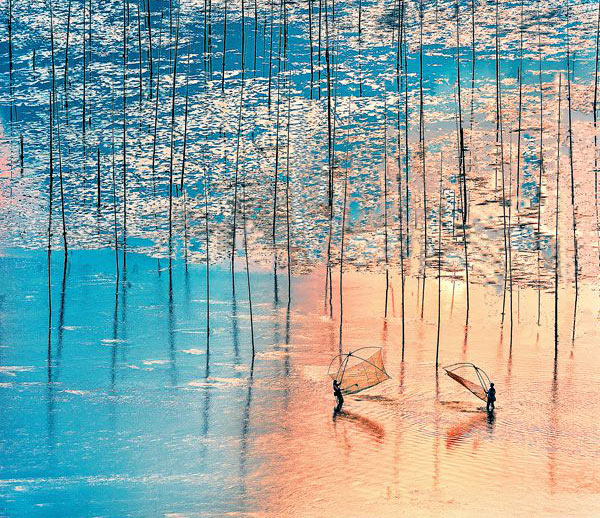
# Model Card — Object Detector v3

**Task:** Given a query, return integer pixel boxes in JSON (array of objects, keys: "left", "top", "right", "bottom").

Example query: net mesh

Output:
[
  {"left": 446, "top": 370, "right": 487, "bottom": 401},
  {"left": 331, "top": 349, "right": 390, "bottom": 395}
]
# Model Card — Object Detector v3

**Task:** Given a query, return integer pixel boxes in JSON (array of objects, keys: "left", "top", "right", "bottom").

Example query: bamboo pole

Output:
[
  {"left": 339, "top": 100, "right": 351, "bottom": 349},
  {"left": 146, "top": 0, "right": 153, "bottom": 98},
  {"left": 167, "top": 8, "right": 181, "bottom": 274},
  {"left": 554, "top": 74, "right": 562, "bottom": 357},
  {"left": 50, "top": 1, "right": 68, "bottom": 256},
  {"left": 308, "top": 0, "right": 314, "bottom": 98},
  {"left": 231, "top": 0, "right": 247, "bottom": 295},
  {"left": 137, "top": 0, "right": 143, "bottom": 110},
  {"left": 395, "top": 0, "right": 407, "bottom": 356},
  {"left": 268, "top": 0, "right": 275, "bottom": 108},
  {"left": 324, "top": 0, "right": 334, "bottom": 316},
  {"left": 496, "top": 0, "right": 509, "bottom": 329},
  {"left": 536, "top": 0, "right": 544, "bottom": 326},
  {"left": 357, "top": 0, "right": 362, "bottom": 96},
  {"left": 83, "top": 0, "right": 87, "bottom": 138},
  {"left": 180, "top": 44, "right": 191, "bottom": 192},
  {"left": 436, "top": 153, "right": 442, "bottom": 367},
  {"left": 254, "top": 0, "right": 258, "bottom": 77},
  {"left": 242, "top": 182, "right": 255, "bottom": 361},
  {"left": 383, "top": 85, "right": 389, "bottom": 318},
  {"left": 204, "top": 165, "right": 211, "bottom": 352},
  {"left": 455, "top": 0, "right": 470, "bottom": 323},
  {"left": 419, "top": 0, "right": 427, "bottom": 319},
  {"left": 122, "top": 0, "right": 128, "bottom": 269},
  {"left": 284, "top": 0, "right": 291, "bottom": 305},
  {"left": 222, "top": 0, "right": 228, "bottom": 92},
  {"left": 565, "top": 0, "right": 579, "bottom": 344},
  {"left": 272, "top": 0, "right": 284, "bottom": 295},
  {"left": 402, "top": 0, "right": 409, "bottom": 258},
  {"left": 515, "top": 0, "right": 524, "bottom": 209},
  {"left": 111, "top": 85, "right": 120, "bottom": 280},
  {"left": 594, "top": 0, "right": 600, "bottom": 267},
  {"left": 48, "top": 91, "right": 54, "bottom": 255},
  {"left": 64, "top": 0, "right": 72, "bottom": 124}
]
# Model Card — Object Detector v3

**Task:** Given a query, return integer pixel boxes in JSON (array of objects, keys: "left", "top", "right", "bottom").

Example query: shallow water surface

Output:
[{"left": 0, "top": 251, "right": 598, "bottom": 516}]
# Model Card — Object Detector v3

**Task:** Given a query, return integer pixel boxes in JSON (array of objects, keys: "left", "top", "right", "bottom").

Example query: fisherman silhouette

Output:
[
  {"left": 486, "top": 382, "right": 496, "bottom": 412},
  {"left": 333, "top": 379, "right": 344, "bottom": 412}
]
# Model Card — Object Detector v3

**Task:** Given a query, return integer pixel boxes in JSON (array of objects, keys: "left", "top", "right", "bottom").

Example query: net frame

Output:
[
  {"left": 442, "top": 362, "right": 491, "bottom": 402},
  {"left": 328, "top": 347, "right": 391, "bottom": 395}
]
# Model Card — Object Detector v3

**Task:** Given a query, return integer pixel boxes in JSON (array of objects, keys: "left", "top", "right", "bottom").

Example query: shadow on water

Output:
[
  {"left": 332, "top": 409, "right": 385, "bottom": 443},
  {"left": 272, "top": 273, "right": 281, "bottom": 355},
  {"left": 120, "top": 263, "right": 128, "bottom": 362},
  {"left": 108, "top": 276, "right": 119, "bottom": 433},
  {"left": 110, "top": 278, "right": 119, "bottom": 392},
  {"left": 548, "top": 358, "right": 559, "bottom": 494},
  {"left": 273, "top": 263, "right": 279, "bottom": 308},
  {"left": 281, "top": 306, "right": 292, "bottom": 412},
  {"left": 354, "top": 394, "right": 397, "bottom": 405},
  {"left": 232, "top": 291, "right": 240, "bottom": 366},
  {"left": 434, "top": 372, "right": 440, "bottom": 493},
  {"left": 445, "top": 413, "right": 491, "bottom": 450},
  {"left": 168, "top": 281, "right": 177, "bottom": 388},
  {"left": 487, "top": 410, "right": 496, "bottom": 432},
  {"left": 239, "top": 361, "right": 255, "bottom": 500},
  {"left": 57, "top": 256, "right": 68, "bottom": 369},
  {"left": 201, "top": 323, "right": 212, "bottom": 439},
  {"left": 46, "top": 254, "right": 69, "bottom": 450}
]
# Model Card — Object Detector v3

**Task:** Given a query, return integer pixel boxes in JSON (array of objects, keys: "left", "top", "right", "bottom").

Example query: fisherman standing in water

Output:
[
  {"left": 486, "top": 382, "right": 496, "bottom": 412},
  {"left": 333, "top": 380, "right": 344, "bottom": 412}
]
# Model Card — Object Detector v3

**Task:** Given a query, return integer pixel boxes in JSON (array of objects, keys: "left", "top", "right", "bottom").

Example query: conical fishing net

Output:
[
  {"left": 329, "top": 348, "right": 391, "bottom": 395},
  {"left": 443, "top": 363, "right": 491, "bottom": 402}
]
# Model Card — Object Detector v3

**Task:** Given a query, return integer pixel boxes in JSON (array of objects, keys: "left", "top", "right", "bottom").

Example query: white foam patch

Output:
[
  {"left": 180, "top": 349, "right": 206, "bottom": 355},
  {"left": 186, "top": 381, "right": 211, "bottom": 388},
  {"left": 0, "top": 366, "right": 34, "bottom": 377},
  {"left": 186, "top": 377, "right": 245, "bottom": 388},
  {"left": 126, "top": 365, "right": 152, "bottom": 371}
]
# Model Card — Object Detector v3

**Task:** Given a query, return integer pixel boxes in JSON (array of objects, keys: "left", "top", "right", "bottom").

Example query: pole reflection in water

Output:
[
  {"left": 239, "top": 361, "right": 255, "bottom": 502},
  {"left": 120, "top": 262, "right": 128, "bottom": 366},
  {"left": 281, "top": 306, "right": 292, "bottom": 412},
  {"left": 433, "top": 372, "right": 440, "bottom": 495},
  {"left": 110, "top": 276, "right": 119, "bottom": 413},
  {"left": 57, "top": 256, "right": 68, "bottom": 369},
  {"left": 548, "top": 359, "right": 559, "bottom": 494},
  {"left": 45, "top": 246, "right": 53, "bottom": 443},
  {"left": 201, "top": 344, "right": 211, "bottom": 439},
  {"left": 46, "top": 260, "right": 54, "bottom": 451},
  {"left": 168, "top": 280, "right": 177, "bottom": 388}
]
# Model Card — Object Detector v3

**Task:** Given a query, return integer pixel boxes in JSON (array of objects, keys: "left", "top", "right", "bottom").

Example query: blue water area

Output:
[{"left": 0, "top": 249, "right": 291, "bottom": 517}]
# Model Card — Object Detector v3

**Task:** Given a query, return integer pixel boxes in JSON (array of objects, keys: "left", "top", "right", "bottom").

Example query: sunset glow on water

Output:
[{"left": 1, "top": 0, "right": 599, "bottom": 515}]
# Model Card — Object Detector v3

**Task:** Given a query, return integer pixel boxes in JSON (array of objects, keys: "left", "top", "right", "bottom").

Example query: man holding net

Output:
[
  {"left": 486, "top": 382, "right": 496, "bottom": 412},
  {"left": 333, "top": 380, "right": 344, "bottom": 412}
]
